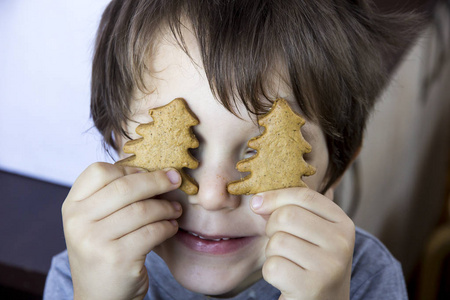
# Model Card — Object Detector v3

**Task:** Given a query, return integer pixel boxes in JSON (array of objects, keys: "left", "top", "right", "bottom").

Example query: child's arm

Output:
[
  {"left": 251, "top": 188, "right": 355, "bottom": 300},
  {"left": 62, "top": 162, "right": 182, "bottom": 300}
]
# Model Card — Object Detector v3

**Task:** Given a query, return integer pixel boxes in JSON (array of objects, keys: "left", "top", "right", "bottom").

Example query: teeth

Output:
[{"left": 188, "top": 231, "right": 230, "bottom": 241}]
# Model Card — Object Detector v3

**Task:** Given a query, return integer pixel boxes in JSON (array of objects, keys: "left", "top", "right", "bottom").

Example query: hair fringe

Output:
[{"left": 91, "top": 0, "right": 427, "bottom": 189}]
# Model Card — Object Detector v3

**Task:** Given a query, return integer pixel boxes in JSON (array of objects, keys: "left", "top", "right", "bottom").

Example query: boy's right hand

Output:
[{"left": 62, "top": 162, "right": 182, "bottom": 300}]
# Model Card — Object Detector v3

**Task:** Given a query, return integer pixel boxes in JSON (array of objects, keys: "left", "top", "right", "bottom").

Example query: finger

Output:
[
  {"left": 263, "top": 255, "right": 306, "bottom": 298},
  {"left": 265, "top": 231, "right": 322, "bottom": 271},
  {"left": 251, "top": 187, "right": 345, "bottom": 222},
  {"left": 100, "top": 199, "right": 182, "bottom": 240},
  {"left": 265, "top": 205, "right": 335, "bottom": 247},
  {"left": 84, "top": 169, "right": 181, "bottom": 221},
  {"left": 116, "top": 219, "right": 179, "bottom": 257},
  {"left": 68, "top": 162, "right": 144, "bottom": 201}
]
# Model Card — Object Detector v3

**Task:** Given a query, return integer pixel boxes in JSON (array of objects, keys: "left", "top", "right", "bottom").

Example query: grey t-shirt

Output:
[{"left": 44, "top": 227, "right": 408, "bottom": 299}]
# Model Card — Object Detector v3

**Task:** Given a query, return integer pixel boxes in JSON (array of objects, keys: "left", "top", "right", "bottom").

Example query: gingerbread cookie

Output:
[
  {"left": 116, "top": 98, "right": 199, "bottom": 195},
  {"left": 227, "top": 98, "right": 316, "bottom": 195}
]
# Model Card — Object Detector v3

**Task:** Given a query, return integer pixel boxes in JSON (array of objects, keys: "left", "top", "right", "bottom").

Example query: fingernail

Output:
[
  {"left": 252, "top": 195, "right": 263, "bottom": 210},
  {"left": 171, "top": 201, "right": 182, "bottom": 211},
  {"left": 166, "top": 169, "right": 180, "bottom": 185},
  {"left": 170, "top": 219, "right": 178, "bottom": 227}
]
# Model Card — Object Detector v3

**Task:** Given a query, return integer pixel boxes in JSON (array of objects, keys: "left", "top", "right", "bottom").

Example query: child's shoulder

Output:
[
  {"left": 43, "top": 250, "right": 73, "bottom": 299},
  {"left": 351, "top": 227, "right": 408, "bottom": 299},
  {"left": 354, "top": 226, "right": 397, "bottom": 263}
]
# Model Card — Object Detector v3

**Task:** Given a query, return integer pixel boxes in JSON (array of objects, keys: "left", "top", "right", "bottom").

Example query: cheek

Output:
[{"left": 303, "top": 137, "right": 329, "bottom": 191}]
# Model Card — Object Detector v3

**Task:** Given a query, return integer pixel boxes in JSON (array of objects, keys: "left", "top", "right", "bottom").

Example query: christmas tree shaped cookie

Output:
[
  {"left": 227, "top": 98, "right": 316, "bottom": 195},
  {"left": 116, "top": 98, "right": 199, "bottom": 195}
]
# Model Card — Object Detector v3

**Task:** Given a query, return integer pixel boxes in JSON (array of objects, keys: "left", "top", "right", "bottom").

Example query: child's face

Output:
[{"left": 120, "top": 29, "right": 330, "bottom": 296}]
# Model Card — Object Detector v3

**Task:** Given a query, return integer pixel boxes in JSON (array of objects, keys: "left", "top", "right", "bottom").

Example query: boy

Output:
[{"left": 45, "top": 0, "right": 420, "bottom": 299}]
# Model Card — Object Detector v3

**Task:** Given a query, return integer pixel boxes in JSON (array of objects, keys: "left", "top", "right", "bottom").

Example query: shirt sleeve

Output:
[
  {"left": 350, "top": 259, "right": 408, "bottom": 300},
  {"left": 350, "top": 228, "right": 408, "bottom": 300},
  {"left": 43, "top": 250, "right": 74, "bottom": 300}
]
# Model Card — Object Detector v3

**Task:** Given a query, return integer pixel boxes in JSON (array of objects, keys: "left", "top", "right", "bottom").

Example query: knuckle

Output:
[
  {"left": 298, "top": 188, "right": 319, "bottom": 206},
  {"left": 140, "top": 222, "right": 165, "bottom": 241},
  {"left": 142, "top": 223, "right": 159, "bottom": 239},
  {"left": 62, "top": 218, "right": 78, "bottom": 240},
  {"left": 141, "top": 170, "right": 170, "bottom": 193},
  {"left": 63, "top": 219, "right": 92, "bottom": 247},
  {"left": 152, "top": 170, "right": 171, "bottom": 187},
  {"left": 61, "top": 199, "right": 71, "bottom": 218},
  {"left": 62, "top": 208, "right": 84, "bottom": 236},
  {"left": 87, "top": 162, "right": 114, "bottom": 177},
  {"left": 335, "top": 234, "right": 355, "bottom": 260},
  {"left": 147, "top": 169, "right": 162, "bottom": 181},
  {"left": 111, "top": 177, "right": 132, "bottom": 196},
  {"left": 78, "top": 233, "right": 96, "bottom": 251},
  {"left": 273, "top": 206, "right": 295, "bottom": 225},
  {"left": 129, "top": 201, "right": 148, "bottom": 217},
  {"left": 345, "top": 218, "right": 356, "bottom": 237},
  {"left": 69, "top": 230, "right": 103, "bottom": 261},
  {"left": 262, "top": 256, "right": 282, "bottom": 283},
  {"left": 164, "top": 200, "right": 180, "bottom": 215},
  {"left": 139, "top": 221, "right": 176, "bottom": 244},
  {"left": 62, "top": 212, "right": 78, "bottom": 232},
  {"left": 102, "top": 246, "right": 126, "bottom": 265},
  {"left": 336, "top": 219, "right": 356, "bottom": 253},
  {"left": 266, "top": 232, "right": 288, "bottom": 255}
]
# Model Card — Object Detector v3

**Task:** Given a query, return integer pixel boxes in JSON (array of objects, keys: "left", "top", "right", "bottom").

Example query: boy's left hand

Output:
[{"left": 251, "top": 188, "right": 355, "bottom": 300}]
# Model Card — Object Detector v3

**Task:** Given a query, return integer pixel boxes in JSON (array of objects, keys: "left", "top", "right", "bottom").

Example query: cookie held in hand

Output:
[
  {"left": 227, "top": 98, "right": 316, "bottom": 195},
  {"left": 116, "top": 98, "right": 199, "bottom": 195}
]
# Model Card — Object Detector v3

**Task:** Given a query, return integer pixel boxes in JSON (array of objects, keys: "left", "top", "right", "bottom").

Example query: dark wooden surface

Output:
[{"left": 0, "top": 170, "right": 69, "bottom": 297}]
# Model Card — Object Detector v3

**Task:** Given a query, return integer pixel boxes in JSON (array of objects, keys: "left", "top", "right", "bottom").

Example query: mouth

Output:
[
  {"left": 183, "top": 229, "right": 233, "bottom": 241},
  {"left": 175, "top": 228, "right": 256, "bottom": 255}
]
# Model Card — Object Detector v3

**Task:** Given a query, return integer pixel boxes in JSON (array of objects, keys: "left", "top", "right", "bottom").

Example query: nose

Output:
[{"left": 188, "top": 158, "right": 242, "bottom": 211}]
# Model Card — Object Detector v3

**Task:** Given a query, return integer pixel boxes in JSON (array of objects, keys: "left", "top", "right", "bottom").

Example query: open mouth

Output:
[
  {"left": 180, "top": 228, "right": 237, "bottom": 241},
  {"left": 176, "top": 228, "right": 254, "bottom": 255}
]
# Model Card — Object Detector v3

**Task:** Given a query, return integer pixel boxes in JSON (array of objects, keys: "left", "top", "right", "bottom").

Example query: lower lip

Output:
[{"left": 175, "top": 230, "right": 256, "bottom": 255}]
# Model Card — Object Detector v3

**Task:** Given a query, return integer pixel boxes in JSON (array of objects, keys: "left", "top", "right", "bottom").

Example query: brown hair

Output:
[{"left": 91, "top": 0, "right": 423, "bottom": 192}]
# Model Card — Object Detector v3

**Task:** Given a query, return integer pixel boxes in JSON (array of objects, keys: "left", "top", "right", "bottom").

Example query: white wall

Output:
[{"left": 0, "top": 0, "right": 113, "bottom": 186}]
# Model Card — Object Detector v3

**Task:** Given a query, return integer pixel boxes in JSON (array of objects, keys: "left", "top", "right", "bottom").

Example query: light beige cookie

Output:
[
  {"left": 227, "top": 98, "right": 316, "bottom": 195},
  {"left": 116, "top": 98, "right": 199, "bottom": 195}
]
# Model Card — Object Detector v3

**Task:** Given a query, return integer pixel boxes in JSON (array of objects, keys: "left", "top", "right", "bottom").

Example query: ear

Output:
[{"left": 323, "top": 144, "right": 362, "bottom": 201}]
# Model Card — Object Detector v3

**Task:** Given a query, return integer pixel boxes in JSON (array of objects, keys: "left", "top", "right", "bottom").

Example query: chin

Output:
[
  {"left": 154, "top": 237, "right": 266, "bottom": 296},
  {"left": 170, "top": 262, "right": 263, "bottom": 297},
  {"left": 174, "top": 272, "right": 246, "bottom": 296}
]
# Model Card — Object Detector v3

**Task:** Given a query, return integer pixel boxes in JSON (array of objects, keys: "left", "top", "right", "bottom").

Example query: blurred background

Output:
[
  {"left": 0, "top": 1, "right": 113, "bottom": 299},
  {"left": 0, "top": 0, "right": 449, "bottom": 299}
]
